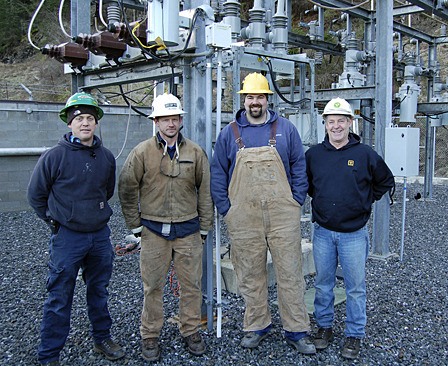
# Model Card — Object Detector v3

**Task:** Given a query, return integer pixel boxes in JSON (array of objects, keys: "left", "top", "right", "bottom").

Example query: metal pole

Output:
[
  {"left": 372, "top": 0, "right": 393, "bottom": 258},
  {"left": 215, "top": 49, "right": 223, "bottom": 338},
  {"left": 183, "top": 0, "right": 213, "bottom": 331},
  {"left": 205, "top": 54, "right": 214, "bottom": 332},
  {"left": 400, "top": 177, "right": 407, "bottom": 261},
  {"left": 424, "top": 44, "right": 436, "bottom": 199},
  {"left": 70, "top": 0, "right": 90, "bottom": 93}
]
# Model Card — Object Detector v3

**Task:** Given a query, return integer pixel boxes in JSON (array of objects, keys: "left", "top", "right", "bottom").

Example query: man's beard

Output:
[{"left": 249, "top": 105, "right": 263, "bottom": 118}]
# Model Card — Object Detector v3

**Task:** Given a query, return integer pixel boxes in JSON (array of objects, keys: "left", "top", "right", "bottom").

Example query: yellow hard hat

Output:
[
  {"left": 323, "top": 98, "right": 354, "bottom": 118},
  {"left": 237, "top": 73, "right": 274, "bottom": 94}
]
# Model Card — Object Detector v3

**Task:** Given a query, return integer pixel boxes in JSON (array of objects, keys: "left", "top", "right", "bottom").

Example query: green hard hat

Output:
[{"left": 59, "top": 92, "right": 104, "bottom": 123}]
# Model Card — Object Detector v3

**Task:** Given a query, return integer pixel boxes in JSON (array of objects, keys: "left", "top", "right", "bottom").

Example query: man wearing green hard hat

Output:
[{"left": 28, "top": 92, "right": 125, "bottom": 365}]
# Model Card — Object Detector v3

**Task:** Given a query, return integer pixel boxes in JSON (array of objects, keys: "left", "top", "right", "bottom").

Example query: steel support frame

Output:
[
  {"left": 371, "top": 1, "right": 393, "bottom": 259},
  {"left": 70, "top": 1, "right": 91, "bottom": 93}
]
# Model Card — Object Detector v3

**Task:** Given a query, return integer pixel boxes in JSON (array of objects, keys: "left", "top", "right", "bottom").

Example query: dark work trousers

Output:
[{"left": 38, "top": 225, "right": 114, "bottom": 364}]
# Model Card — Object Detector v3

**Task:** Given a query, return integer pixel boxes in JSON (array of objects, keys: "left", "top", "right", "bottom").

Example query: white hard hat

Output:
[
  {"left": 323, "top": 97, "right": 354, "bottom": 118},
  {"left": 149, "top": 93, "right": 186, "bottom": 119}
]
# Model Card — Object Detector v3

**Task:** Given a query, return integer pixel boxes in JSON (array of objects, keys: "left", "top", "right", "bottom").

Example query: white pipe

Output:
[
  {"left": 400, "top": 177, "right": 407, "bottom": 261},
  {"left": 215, "top": 49, "right": 223, "bottom": 338},
  {"left": 205, "top": 55, "right": 214, "bottom": 331},
  {"left": 0, "top": 147, "right": 50, "bottom": 156}
]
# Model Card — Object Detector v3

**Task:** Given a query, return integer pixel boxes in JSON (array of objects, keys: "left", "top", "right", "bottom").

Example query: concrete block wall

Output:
[{"left": 0, "top": 101, "right": 152, "bottom": 212}]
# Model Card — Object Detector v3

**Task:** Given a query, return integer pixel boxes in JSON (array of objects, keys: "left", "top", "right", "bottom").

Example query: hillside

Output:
[{"left": 0, "top": 49, "right": 71, "bottom": 102}]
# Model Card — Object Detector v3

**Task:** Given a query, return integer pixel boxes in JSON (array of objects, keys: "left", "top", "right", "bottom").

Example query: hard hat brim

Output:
[
  {"left": 59, "top": 106, "right": 104, "bottom": 123},
  {"left": 149, "top": 110, "right": 186, "bottom": 119},
  {"left": 237, "top": 90, "right": 274, "bottom": 94}
]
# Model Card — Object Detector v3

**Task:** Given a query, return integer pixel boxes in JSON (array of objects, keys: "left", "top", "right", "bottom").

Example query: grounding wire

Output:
[
  {"left": 58, "top": 0, "right": 71, "bottom": 38},
  {"left": 28, "top": 0, "right": 46, "bottom": 50}
]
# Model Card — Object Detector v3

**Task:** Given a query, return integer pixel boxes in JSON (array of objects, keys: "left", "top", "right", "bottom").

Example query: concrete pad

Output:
[
  {"left": 303, "top": 287, "right": 347, "bottom": 315},
  {"left": 214, "top": 239, "right": 316, "bottom": 295}
]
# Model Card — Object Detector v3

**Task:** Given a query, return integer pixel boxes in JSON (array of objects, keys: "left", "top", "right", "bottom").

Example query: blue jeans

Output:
[
  {"left": 38, "top": 225, "right": 114, "bottom": 363},
  {"left": 312, "top": 223, "right": 369, "bottom": 338}
]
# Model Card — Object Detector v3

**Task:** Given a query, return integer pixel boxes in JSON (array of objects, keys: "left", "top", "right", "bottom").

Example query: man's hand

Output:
[
  {"left": 132, "top": 226, "right": 143, "bottom": 238},
  {"left": 200, "top": 230, "right": 208, "bottom": 243},
  {"left": 46, "top": 219, "right": 60, "bottom": 235}
]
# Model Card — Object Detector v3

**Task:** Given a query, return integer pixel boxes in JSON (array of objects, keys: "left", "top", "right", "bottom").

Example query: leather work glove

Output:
[
  {"left": 46, "top": 219, "right": 60, "bottom": 235},
  {"left": 132, "top": 226, "right": 143, "bottom": 238}
]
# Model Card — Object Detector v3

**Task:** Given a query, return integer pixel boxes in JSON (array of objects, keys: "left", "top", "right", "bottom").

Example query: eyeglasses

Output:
[{"left": 160, "top": 153, "right": 180, "bottom": 177}]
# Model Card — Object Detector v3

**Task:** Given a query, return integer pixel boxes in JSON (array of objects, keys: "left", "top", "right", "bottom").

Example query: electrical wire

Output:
[
  {"left": 114, "top": 0, "right": 202, "bottom": 94},
  {"left": 392, "top": 85, "right": 410, "bottom": 110},
  {"left": 360, "top": 112, "right": 375, "bottom": 124},
  {"left": 28, "top": 0, "right": 46, "bottom": 50},
  {"left": 94, "top": 14, "right": 102, "bottom": 33},
  {"left": 264, "top": 57, "right": 311, "bottom": 107},
  {"left": 115, "top": 103, "right": 132, "bottom": 160},
  {"left": 307, "top": 0, "right": 371, "bottom": 11},
  {"left": 119, "top": 84, "right": 150, "bottom": 118},
  {"left": 58, "top": 0, "right": 71, "bottom": 38},
  {"left": 98, "top": 0, "right": 108, "bottom": 28},
  {"left": 118, "top": 0, "right": 201, "bottom": 63}
]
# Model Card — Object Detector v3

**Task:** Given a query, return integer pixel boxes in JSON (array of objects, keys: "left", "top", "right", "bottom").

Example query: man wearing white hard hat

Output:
[
  {"left": 118, "top": 93, "right": 213, "bottom": 362},
  {"left": 305, "top": 97, "right": 395, "bottom": 359}
]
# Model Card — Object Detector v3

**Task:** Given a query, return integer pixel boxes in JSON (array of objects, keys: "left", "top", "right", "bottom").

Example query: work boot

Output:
[
  {"left": 93, "top": 338, "right": 125, "bottom": 360},
  {"left": 142, "top": 338, "right": 161, "bottom": 362},
  {"left": 341, "top": 337, "right": 361, "bottom": 359},
  {"left": 285, "top": 335, "right": 317, "bottom": 354},
  {"left": 240, "top": 331, "right": 270, "bottom": 349},
  {"left": 313, "top": 327, "right": 334, "bottom": 350},
  {"left": 183, "top": 332, "right": 206, "bottom": 356}
]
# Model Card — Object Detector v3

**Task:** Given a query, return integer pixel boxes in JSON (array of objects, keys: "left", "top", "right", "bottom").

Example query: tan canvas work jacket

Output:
[{"left": 118, "top": 134, "right": 213, "bottom": 232}]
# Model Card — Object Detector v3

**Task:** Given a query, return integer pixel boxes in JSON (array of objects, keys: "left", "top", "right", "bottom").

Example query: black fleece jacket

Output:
[
  {"left": 27, "top": 133, "right": 116, "bottom": 232},
  {"left": 305, "top": 133, "right": 395, "bottom": 233}
]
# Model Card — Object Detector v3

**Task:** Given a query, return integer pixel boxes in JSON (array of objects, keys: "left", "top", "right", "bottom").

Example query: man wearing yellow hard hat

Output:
[{"left": 211, "top": 73, "right": 315, "bottom": 354}]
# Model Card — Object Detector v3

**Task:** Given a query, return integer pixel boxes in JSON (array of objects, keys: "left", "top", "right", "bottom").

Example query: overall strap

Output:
[
  {"left": 230, "top": 118, "right": 278, "bottom": 149},
  {"left": 230, "top": 121, "right": 245, "bottom": 150},
  {"left": 268, "top": 119, "right": 278, "bottom": 147}
]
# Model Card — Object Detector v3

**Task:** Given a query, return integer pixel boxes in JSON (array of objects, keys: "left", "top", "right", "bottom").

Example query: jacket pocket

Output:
[{"left": 68, "top": 199, "right": 112, "bottom": 227}]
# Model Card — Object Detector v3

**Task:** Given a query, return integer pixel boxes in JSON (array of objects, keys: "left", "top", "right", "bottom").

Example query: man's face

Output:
[
  {"left": 155, "top": 114, "right": 182, "bottom": 140},
  {"left": 244, "top": 94, "right": 268, "bottom": 119},
  {"left": 325, "top": 114, "right": 352, "bottom": 146},
  {"left": 68, "top": 114, "right": 97, "bottom": 146}
]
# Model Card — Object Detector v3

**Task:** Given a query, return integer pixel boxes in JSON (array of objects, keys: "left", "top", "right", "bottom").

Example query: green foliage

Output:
[{"left": 0, "top": 0, "right": 61, "bottom": 55}]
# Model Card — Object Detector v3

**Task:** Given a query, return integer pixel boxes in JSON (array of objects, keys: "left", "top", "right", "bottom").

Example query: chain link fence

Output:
[{"left": 414, "top": 119, "right": 448, "bottom": 178}]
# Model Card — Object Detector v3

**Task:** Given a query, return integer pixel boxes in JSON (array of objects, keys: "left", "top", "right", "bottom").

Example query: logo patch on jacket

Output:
[{"left": 348, "top": 160, "right": 354, "bottom": 167}]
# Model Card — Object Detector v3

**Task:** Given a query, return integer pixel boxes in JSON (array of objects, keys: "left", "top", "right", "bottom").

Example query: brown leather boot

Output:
[
  {"left": 142, "top": 337, "right": 160, "bottom": 362},
  {"left": 183, "top": 332, "right": 206, "bottom": 356}
]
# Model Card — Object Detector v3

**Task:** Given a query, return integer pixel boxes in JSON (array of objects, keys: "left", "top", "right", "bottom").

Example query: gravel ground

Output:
[{"left": 1, "top": 182, "right": 447, "bottom": 366}]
